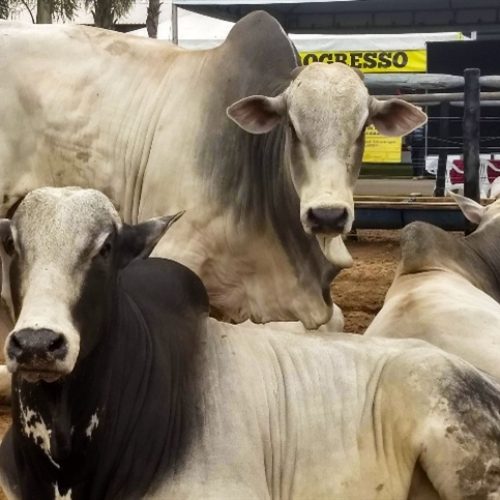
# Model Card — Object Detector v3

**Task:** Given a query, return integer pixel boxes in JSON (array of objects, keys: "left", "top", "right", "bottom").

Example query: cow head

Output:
[
  {"left": 227, "top": 62, "right": 427, "bottom": 240},
  {"left": 0, "top": 187, "right": 181, "bottom": 383}
]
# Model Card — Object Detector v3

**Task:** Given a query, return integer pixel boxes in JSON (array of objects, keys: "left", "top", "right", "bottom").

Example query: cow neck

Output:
[
  {"left": 464, "top": 224, "right": 500, "bottom": 302},
  {"left": 11, "top": 278, "right": 199, "bottom": 499},
  {"left": 243, "top": 121, "right": 336, "bottom": 295}
]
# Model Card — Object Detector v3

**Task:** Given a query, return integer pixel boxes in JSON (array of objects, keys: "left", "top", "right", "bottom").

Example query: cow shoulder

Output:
[
  {"left": 118, "top": 258, "right": 209, "bottom": 363},
  {"left": 119, "top": 258, "right": 209, "bottom": 329}
]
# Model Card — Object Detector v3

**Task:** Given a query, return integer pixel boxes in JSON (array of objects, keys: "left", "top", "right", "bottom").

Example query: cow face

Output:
[
  {"left": 227, "top": 62, "right": 427, "bottom": 239},
  {"left": 0, "top": 187, "right": 181, "bottom": 383}
]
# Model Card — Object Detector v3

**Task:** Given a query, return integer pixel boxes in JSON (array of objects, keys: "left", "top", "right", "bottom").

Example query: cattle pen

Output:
[{"left": 354, "top": 68, "right": 500, "bottom": 233}]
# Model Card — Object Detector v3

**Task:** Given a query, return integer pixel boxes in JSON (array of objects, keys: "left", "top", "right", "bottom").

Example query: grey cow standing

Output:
[{"left": 0, "top": 12, "right": 426, "bottom": 333}]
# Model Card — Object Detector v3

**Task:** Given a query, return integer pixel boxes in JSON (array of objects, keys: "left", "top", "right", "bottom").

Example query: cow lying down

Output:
[
  {"left": 1, "top": 187, "right": 500, "bottom": 500},
  {"left": 366, "top": 193, "right": 500, "bottom": 381}
]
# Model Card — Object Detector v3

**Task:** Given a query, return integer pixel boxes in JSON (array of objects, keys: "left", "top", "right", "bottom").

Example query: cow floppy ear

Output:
[
  {"left": 118, "top": 212, "right": 184, "bottom": 268},
  {"left": 450, "top": 192, "right": 485, "bottom": 224},
  {"left": 227, "top": 95, "right": 286, "bottom": 134},
  {"left": 369, "top": 97, "right": 427, "bottom": 137}
]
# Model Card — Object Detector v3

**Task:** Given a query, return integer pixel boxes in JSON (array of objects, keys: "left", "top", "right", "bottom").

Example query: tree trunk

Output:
[
  {"left": 36, "top": 0, "right": 52, "bottom": 23},
  {"left": 93, "top": 0, "right": 115, "bottom": 30},
  {"left": 146, "top": 0, "right": 161, "bottom": 38}
]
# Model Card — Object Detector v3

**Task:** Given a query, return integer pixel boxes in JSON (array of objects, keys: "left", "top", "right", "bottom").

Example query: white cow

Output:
[
  {"left": 1, "top": 187, "right": 500, "bottom": 500},
  {"left": 366, "top": 193, "right": 500, "bottom": 380},
  {"left": 0, "top": 12, "right": 426, "bottom": 332}
]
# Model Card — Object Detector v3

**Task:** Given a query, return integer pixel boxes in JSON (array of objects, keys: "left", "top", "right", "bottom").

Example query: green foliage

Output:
[
  {"left": 0, "top": 0, "right": 136, "bottom": 32},
  {"left": 0, "top": 0, "right": 134, "bottom": 26},
  {"left": 0, "top": 0, "right": 80, "bottom": 22},
  {"left": 0, "top": 0, "right": 10, "bottom": 19},
  {"left": 53, "top": 0, "right": 80, "bottom": 21},
  {"left": 84, "top": 0, "right": 134, "bottom": 28}
]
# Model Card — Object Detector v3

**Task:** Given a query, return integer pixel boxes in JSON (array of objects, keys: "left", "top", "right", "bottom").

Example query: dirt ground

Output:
[
  {"left": 333, "top": 229, "right": 401, "bottom": 333},
  {"left": 0, "top": 230, "right": 401, "bottom": 498}
]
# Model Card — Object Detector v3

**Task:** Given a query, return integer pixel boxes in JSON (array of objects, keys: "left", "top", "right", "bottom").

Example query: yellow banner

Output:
[
  {"left": 300, "top": 49, "right": 426, "bottom": 73},
  {"left": 362, "top": 125, "right": 402, "bottom": 163}
]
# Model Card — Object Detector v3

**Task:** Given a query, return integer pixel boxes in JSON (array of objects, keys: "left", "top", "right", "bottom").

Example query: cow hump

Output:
[
  {"left": 222, "top": 11, "right": 299, "bottom": 84},
  {"left": 400, "top": 222, "right": 458, "bottom": 274}
]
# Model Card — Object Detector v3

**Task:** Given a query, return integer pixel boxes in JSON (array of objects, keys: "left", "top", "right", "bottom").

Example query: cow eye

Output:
[
  {"left": 98, "top": 241, "right": 112, "bottom": 259},
  {"left": 3, "top": 235, "right": 15, "bottom": 256}
]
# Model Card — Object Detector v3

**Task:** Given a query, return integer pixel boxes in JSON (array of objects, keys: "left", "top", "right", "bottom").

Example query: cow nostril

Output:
[
  {"left": 307, "top": 207, "right": 348, "bottom": 233},
  {"left": 48, "top": 334, "right": 66, "bottom": 354},
  {"left": 8, "top": 333, "right": 23, "bottom": 359},
  {"left": 7, "top": 328, "right": 68, "bottom": 364}
]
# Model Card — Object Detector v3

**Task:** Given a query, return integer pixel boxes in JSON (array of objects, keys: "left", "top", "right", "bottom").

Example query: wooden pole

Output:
[
  {"left": 434, "top": 101, "right": 449, "bottom": 197},
  {"left": 463, "top": 68, "right": 481, "bottom": 233}
]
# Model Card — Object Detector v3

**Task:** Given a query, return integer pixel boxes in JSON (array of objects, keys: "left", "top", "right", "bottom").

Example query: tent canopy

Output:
[
  {"left": 173, "top": 0, "right": 500, "bottom": 34},
  {"left": 130, "top": 8, "right": 463, "bottom": 50}
]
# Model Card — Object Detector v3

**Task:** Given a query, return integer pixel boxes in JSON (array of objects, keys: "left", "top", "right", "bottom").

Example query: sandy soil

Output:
[
  {"left": 0, "top": 230, "right": 401, "bottom": 498},
  {"left": 333, "top": 229, "right": 401, "bottom": 333}
]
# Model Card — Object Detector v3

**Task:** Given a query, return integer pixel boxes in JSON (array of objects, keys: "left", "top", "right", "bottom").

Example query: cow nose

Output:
[
  {"left": 7, "top": 328, "right": 68, "bottom": 365},
  {"left": 307, "top": 207, "right": 348, "bottom": 234}
]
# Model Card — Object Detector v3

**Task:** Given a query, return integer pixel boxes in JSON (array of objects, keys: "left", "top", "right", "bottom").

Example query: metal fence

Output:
[
  {"left": 354, "top": 69, "right": 500, "bottom": 232},
  {"left": 369, "top": 69, "right": 500, "bottom": 200}
]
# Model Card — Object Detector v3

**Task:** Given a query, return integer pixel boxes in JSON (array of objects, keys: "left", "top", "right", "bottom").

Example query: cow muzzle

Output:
[
  {"left": 6, "top": 328, "right": 69, "bottom": 383},
  {"left": 302, "top": 204, "right": 353, "bottom": 236}
]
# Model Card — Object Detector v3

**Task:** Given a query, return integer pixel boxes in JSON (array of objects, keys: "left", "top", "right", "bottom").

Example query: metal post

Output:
[
  {"left": 463, "top": 68, "right": 481, "bottom": 233},
  {"left": 171, "top": 2, "right": 178, "bottom": 45},
  {"left": 434, "top": 101, "right": 449, "bottom": 197}
]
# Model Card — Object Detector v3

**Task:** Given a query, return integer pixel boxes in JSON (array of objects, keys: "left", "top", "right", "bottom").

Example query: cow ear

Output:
[
  {"left": 369, "top": 97, "right": 427, "bottom": 137},
  {"left": 227, "top": 95, "right": 286, "bottom": 134},
  {"left": 450, "top": 192, "right": 485, "bottom": 224},
  {"left": 118, "top": 212, "right": 184, "bottom": 268}
]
